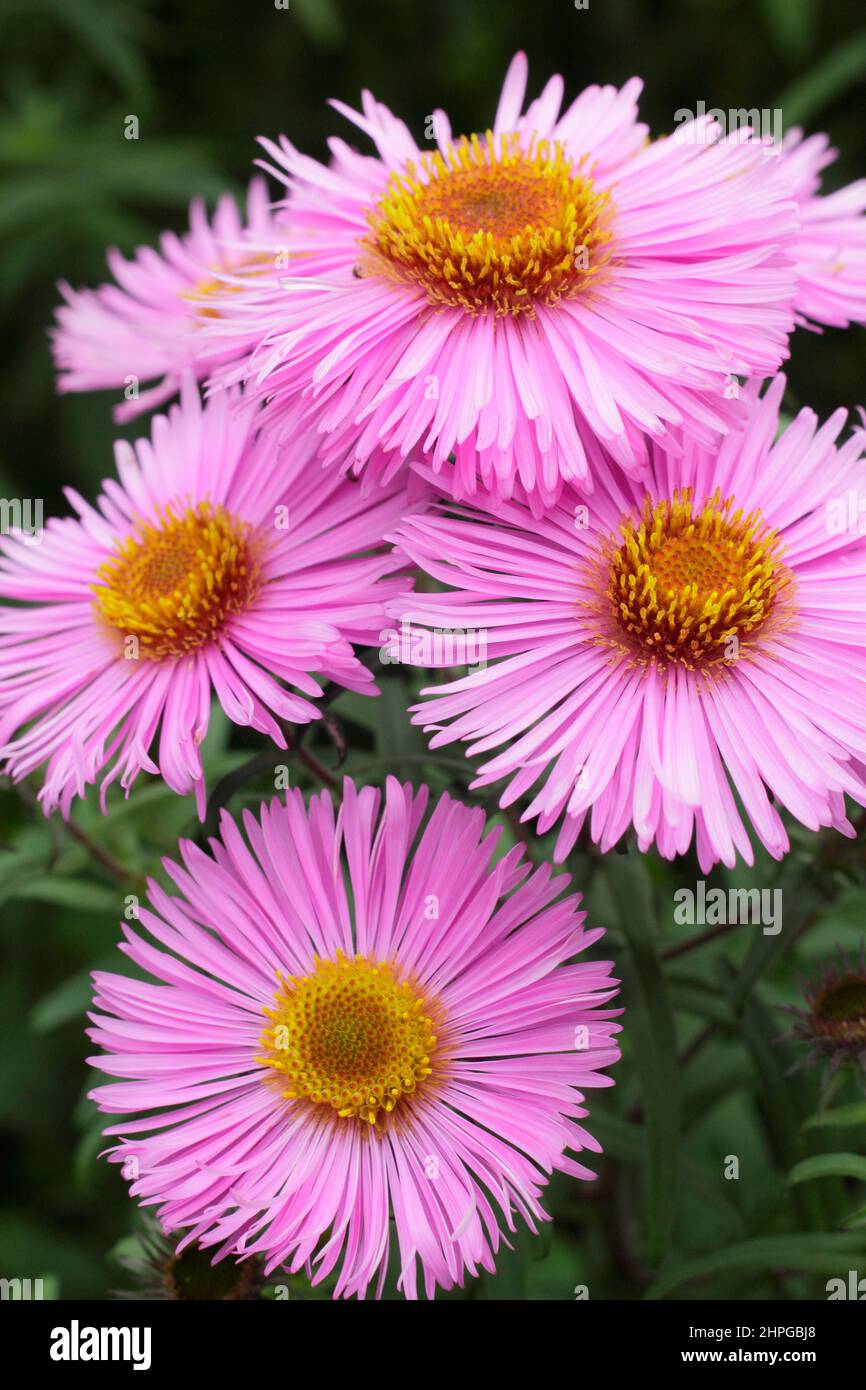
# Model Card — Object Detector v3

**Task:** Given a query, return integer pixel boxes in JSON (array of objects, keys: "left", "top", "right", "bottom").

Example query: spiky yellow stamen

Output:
[
  {"left": 259, "top": 951, "right": 439, "bottom": 1125},
  {"left": 93, "top": 501, "right": 260, "bottom": 660},
  {"left": 364, "top": 130, "right": 613, "bottom": 317},
  {"left": 604, "top": 489, "right": 789, "bottom": 668}
]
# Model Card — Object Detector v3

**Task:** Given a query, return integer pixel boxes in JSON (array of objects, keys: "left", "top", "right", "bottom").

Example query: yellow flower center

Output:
[
  {"left": 259, "top": 951, "right": 439, "bottom": 1125},
  {"left": 364, "top": 130, "right": 613, "bottom": 317},
  {"left": 605, "top": 490, "right": 788, "bottom": 667},
  {"left": 93, "top": 501, "right": 260, "bottom": 660},
  {"left": 184, "top": 252, "right": 278, "bottom": 319}
]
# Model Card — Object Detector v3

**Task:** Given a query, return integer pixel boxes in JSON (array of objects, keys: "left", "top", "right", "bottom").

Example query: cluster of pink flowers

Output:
[{"left": 7, "top": 54, "right": 866, "bottom": 1297}]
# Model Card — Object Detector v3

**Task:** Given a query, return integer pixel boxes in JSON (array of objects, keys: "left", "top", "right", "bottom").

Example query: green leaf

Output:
[
  {"left": 330, "top": 688, "right": 382, "bottom": 736},
  {"left": 646, "top": 1232, "right": 866, "bottom": 1300},
  {"left": 736, "top": 992, "right": 834, "bottom": 1230},
  {"left": 779, "top": 31, "right": 866, "bottom": 125},
  {"left": 608, "top": 856, "right": 680, "bottom": 1266},
  {"left": 8, "top": 877, "right": 119, "bottom": 912},
  {"left": 35, "top": 0, "right": 150, "bottom": 97},
  {"left": 788, "top": 1154, "right": 866, "bottom": 1186},
  {"left": 729, "top": 867, "right": 820, "bottom": 1010},
  {"left": 30, "top": 970, "right": 93, "bottom": 1034},
  {"left": 805, "top": 1102, "right": 866, "bottom": 1130},
  {"left": 364, "top": 675, "right": 429, "bottom": 781},
  {"left": 668, "top": 975, "right": 735, "bottom": 1027},
  {"left": 590, "top": 1109, "right": 646, "bottom": 1164}
]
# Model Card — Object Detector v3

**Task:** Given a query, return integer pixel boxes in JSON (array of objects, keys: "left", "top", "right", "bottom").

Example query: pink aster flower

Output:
[
  {"left": 52, "top": 178, "right": 286, "bottom": 421},
  {"left": 779, "top": 127, "right": 866, "bottom": 329},
  {"left": 86, "top": 777, "right": 621, "bottom": 1300},
  {"left": 389, "top": 375, "right": 866, "bottom": 869},
  {"left": 202, "top": 52, "right": 805, "bottom": 511},
  {"left": 0, "top": 380, "right": 419, "bottom": 817}
]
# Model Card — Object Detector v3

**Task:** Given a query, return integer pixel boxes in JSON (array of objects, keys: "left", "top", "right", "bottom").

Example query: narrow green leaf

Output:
[
  {"left": 668, "top": 975, "right": 735, "bottom": 1027},
  {"left": 646, "top": 1232, "right": 866, "bottom": 1300},
  {"left": 788, "top": 1154, "right": 866, "bottom": 1186},
  {"left": 609, "top": 856, "right": 680, "bottom": 1266},
  {"left": 736, "top": 993, "right": 833, "bottom": 1230},
  {"left": 367, "top": 675, "right": 428, "bottom": 780},
  {"left": 779, "top": 31, "right": 866, "bottom": 125},
  {"left": 9, "top": 877, "right": 119, "bottom": 912},
  {"left": 39, "top": 0, "right": 150, "bottom": 96},
  {"left": 30, "top": 970, "right": 93, "bottom": 1034},
  {"left": 730, "top": 869, "right": 819, "bottom": 1010},
  {"left": 805, "top": 1102, "right": 866, "bottom": 1130},
  {"left": 590, "top": 1110, "right": 646, "bottom": 1164}
]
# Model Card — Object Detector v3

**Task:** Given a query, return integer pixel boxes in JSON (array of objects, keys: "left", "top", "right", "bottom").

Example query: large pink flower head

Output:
[
  {"left": 779, "top": 127, "right": 866, "bottom": 329},
  {"left": 200, "top": 53, "right": 814, "bottom": 512},
  {"left": 0, "top": 381, "right": 418, "bottom": 817},
  {"left": 389, "top": 376, "right": 866, "bottom": 869},
  {"left": 86, "top": 778, "right": 621, "bottom": 1300},
  {"left": 52, "top": 179, "right": 286, "bottom": 422}
]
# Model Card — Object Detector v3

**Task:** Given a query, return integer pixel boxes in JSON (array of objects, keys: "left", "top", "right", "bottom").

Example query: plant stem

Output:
[{"left": 660, "top": 921, "right": 733, "bottom": 962}]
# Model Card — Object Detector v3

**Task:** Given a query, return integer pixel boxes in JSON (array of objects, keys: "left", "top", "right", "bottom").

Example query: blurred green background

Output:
[{"left": 2, "top": 0, "right": 866, "bottom": 1300}]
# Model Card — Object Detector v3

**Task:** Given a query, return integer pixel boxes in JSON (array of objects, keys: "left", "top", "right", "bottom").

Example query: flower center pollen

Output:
[
  {"left": 94, "top": 501, "right": 260, "bottom": 660},
  {"left": 184, "top": 252, "right": 278, "bottom": 319},
  {"left": 259, "top": 951, "right": 439, "bottom": 1124},
  {"left": 365, "top": 130, "right": 613, "bottom": 317},
  {"left": 606, "top": 489, "right": 788, "bottom": 667}
]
